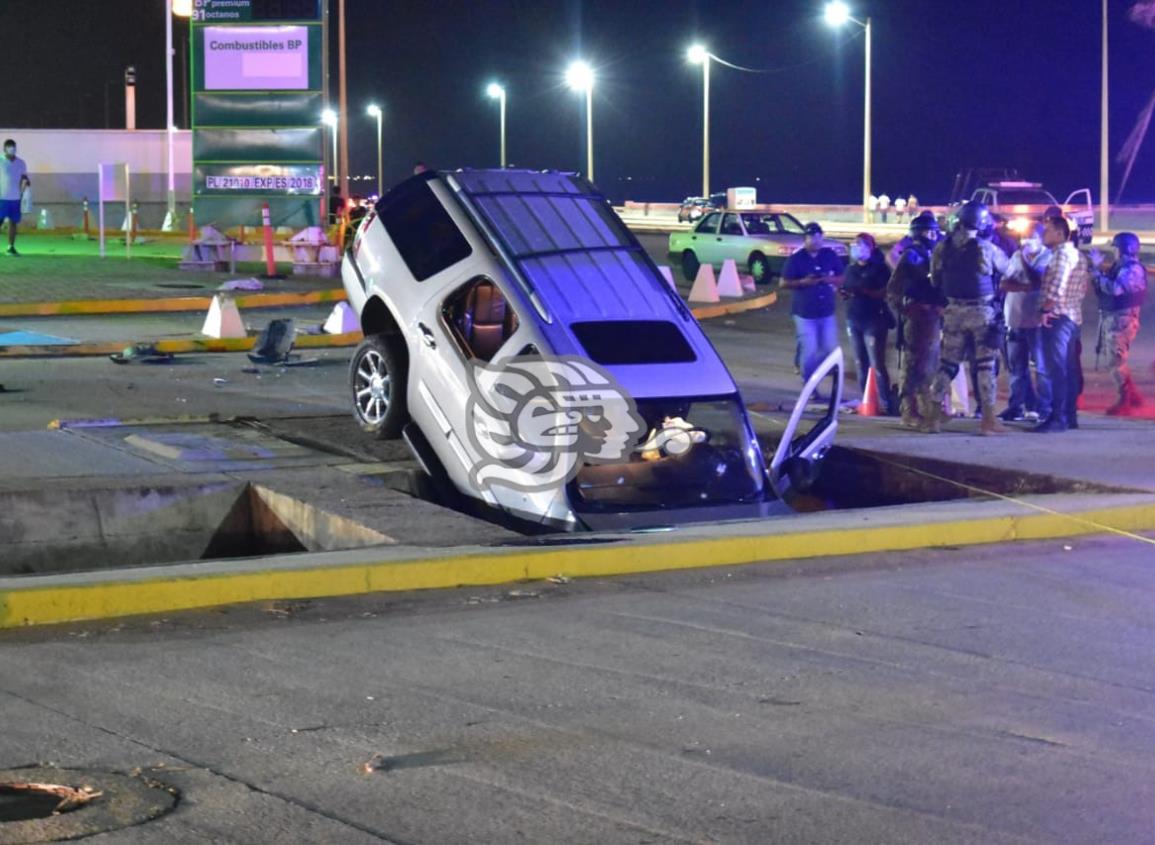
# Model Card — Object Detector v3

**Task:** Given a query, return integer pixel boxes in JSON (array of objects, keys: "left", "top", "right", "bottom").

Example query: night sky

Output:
[{"left": 6, "top": 0, "right": 1155, "bottom": 204}]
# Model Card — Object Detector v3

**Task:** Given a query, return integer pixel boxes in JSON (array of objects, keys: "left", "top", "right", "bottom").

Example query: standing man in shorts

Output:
[{"left": 0, "top": 139, "right": 31, "bottom": 256}]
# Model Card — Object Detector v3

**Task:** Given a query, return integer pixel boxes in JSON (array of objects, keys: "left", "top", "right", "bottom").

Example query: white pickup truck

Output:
[{"left": 958, "top": 181, "right": 1094, "bottom": 242}]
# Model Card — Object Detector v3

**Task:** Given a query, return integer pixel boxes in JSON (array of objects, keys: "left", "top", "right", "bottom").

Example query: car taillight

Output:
[{"left": 777, "top": 245, "right": 793, "bottom": 256}]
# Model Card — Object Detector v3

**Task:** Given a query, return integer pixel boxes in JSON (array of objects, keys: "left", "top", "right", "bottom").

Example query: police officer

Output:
[
  {"left": 887, "top": 213, "right": 944, "bottom": 427},
  {"left": 921, "top": 201, "right": 1010, "bottom": 434},
  {"left": 1090, "top": 232, "right": 1147, "bottom": 414}
]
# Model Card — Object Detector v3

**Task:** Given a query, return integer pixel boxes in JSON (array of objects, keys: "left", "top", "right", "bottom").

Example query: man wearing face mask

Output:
[
  {"left": 887, "top": 213, "right": 944, "bottom": 426},
  {"left": 0, "top": 140, "right": 30, "bottom": 256},
  {"left": 781, "top": 222, "right": 844, "bottom": 385},
  {"left": 921, "top": 201, "right": 1010, "bottom": 434},
  {"left": 1090, "top": 232, "right": 1147, "bottom": 414},
  {"left": 997, "top": 223, "right": 1052, "bottom": 423}
]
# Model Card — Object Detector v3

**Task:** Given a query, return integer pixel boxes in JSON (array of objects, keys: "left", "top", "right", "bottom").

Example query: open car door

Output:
[
  {"left": 1064, "top": 189, "right": 1095, "bottom": 243},
  {"left": 767, "top": 347, "right": 843, "bottom": 499}
]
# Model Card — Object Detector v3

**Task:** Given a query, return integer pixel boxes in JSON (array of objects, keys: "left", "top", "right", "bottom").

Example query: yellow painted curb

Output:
[
  {"left": 0, "top": 289, "right": 347, "bottom": 318},
  {"left": 0, "top": 331, "right": 364, "bottom": 358},
  {"left": 691, "top": 290, "right": 777, "bottom": 320},
  {"left": 2, "top": 499, "right": 1153, "bottom": 629}
]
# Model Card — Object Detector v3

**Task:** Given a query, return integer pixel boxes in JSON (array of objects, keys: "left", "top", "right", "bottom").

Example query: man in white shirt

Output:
[
  {"left": 0, "top": 139, "right": 31, "bottom": 256},
  {"left": 998, "top": 223, "right": 1051, "bottom": 422}
]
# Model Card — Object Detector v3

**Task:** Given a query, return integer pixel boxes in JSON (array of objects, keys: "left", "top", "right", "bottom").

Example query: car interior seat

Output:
[{"left": 463, "top": 281, "right": 513, "bottom": 361}]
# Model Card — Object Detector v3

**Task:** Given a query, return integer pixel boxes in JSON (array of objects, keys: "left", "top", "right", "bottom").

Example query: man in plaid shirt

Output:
[{"left": 1035, "top": 216, "right": 1089, "bottom": 432}]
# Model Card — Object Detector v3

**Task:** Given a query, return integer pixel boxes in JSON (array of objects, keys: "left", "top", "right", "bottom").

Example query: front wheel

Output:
[
  {"left": 681, "top": 249, "right": 701, "bottom": 282},
  {"left": 748, "top": 252, "right": 776, "bottom": 286},
  {"left": 350, "top": 334, "right": 408, "bottom": 439}
]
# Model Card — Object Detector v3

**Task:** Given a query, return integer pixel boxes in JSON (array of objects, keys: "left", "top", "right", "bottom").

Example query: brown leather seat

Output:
[{"left": 464, "top": 282, "right": 508, "bottom": 361}]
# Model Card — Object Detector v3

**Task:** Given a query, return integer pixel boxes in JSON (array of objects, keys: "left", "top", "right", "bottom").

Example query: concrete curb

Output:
[
  {"left": 2, "top": 495, "right": 1153, "bottom": 629},
  {"left": 0, "top": 331, "right": 365, "bottom": 358},
  {"left": 690, "top": 290, "right": 777, "bottom": 319},
  {"left": 0, "top": 288, "right": 347, "bottom": 318}
]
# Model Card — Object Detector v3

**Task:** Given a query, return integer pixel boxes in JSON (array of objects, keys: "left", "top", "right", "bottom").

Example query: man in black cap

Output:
[{"left": 782, "top": 222, "right": 844, "bottom": 384}]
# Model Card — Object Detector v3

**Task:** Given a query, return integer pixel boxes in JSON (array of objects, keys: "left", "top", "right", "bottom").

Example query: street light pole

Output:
[
  {"left": 1100, "top": 0, "right": 1109, "bottom": 232},
  {"left": 486, "top": 83, "right": 507, "bottom": 167},
  {"left": 338, "top": 0, "right": 349, "bottom": 204},
  {"left": 688, "top": 45, "right": 710, "bottom": 199},
  {"left": 863, "top": 16, "right": 872, "bottom": 225},
  {"left": 165, "top": 2, "right": 175, "bottom": 223},
  {"left": 824, "top": 2, "right": 871, "bottom": 223},
  {"left": 565, "top": 61, "right": 595, "bottom": 183},
  {"left": 367, "top": 105, "right": 383, "bottom": 196}
]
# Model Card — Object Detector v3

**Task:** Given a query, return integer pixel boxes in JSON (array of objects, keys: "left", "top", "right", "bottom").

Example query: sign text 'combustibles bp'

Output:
[{"left": 204, "top": 26, "right": 309, "bottom": 90}]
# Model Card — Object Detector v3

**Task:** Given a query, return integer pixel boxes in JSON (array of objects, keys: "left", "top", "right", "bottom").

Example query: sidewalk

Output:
[{"left": 0, "top": 234, "right": 342, "bottom": 312}]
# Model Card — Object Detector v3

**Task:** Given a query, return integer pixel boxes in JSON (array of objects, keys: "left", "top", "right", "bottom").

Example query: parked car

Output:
[
  {"left": 676, "top": 193, "right": 725, "bottom": 223},
  {"left": 669, "top": 210, "right": 849, "bottom": 285},
  {"left": 342, "top": 169, "right": 841, "bottom": 530}
]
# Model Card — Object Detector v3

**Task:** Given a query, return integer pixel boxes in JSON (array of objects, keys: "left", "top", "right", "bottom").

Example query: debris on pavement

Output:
[
  {"left": 547, "top": 574, "right": 572, "bottom": 584},
  {"left": 3, "top": 781, "right": 104, "bottom": 815},
  {"left": 218, "top": 277, "right": 264, "bottom": 292},
  {"left": 109, "top": 343, "right": 175, "bottom": 365},
  {"left": 505, "top": 589, "right": 540, "bottom": 599},
  {"left": 212, "top": 378, "right": 228, "bottom": 386}
]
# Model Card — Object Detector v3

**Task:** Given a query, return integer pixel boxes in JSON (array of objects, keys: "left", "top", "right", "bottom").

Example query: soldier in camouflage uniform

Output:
[
  {"left": 1091, "top": 232, "right": 1147, "bottom": 414},
  {"left": 886, "top": 213, "right": 944, "bottom": 426},
  {"left": 920, "top": 201, "right": 1009, "bottom": 434}
]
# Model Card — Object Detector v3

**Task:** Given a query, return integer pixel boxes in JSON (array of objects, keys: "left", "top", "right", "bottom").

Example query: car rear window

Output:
[
  {"left": 571, "top": 320, "right": 697, "bottom": 365},
  {"left": 376, "top": 178, "right": 472, "bottom": 281}
]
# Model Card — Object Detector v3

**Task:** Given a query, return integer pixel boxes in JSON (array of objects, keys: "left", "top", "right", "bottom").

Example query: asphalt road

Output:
[{"left": 2, "top": 535, "right": 1153, "bottom": 844}]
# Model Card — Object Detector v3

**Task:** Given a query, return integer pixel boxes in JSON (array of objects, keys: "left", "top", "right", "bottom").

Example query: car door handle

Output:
[{"left": 418, "top": 323, "right": 437, "bottom": 349}]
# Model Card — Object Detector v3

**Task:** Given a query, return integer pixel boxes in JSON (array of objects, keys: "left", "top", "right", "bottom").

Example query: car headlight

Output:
[{"left": 1007, "top": 216, "right": 1032, "bottom": 235}]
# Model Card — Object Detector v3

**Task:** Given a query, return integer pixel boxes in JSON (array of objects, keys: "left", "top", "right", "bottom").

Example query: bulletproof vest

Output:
[
  {"left": 901, "top": 243, "right": 938, "bottom": 304},
  {"left": 1099, "top": 259, "right": 1147, "bottom": 312},
  {"left": 940, "top": 237, "right": 994, "bottom": 300}
]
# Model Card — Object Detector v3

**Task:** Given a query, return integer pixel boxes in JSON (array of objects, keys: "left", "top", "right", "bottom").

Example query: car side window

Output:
[
  {"left": 441, "top": 278, "right": 520, "bottom": 363},
  {"left": 721, "top": 214, "right": 743, "bottom": 236},
  {"left": 696, "top": 212, "right": 721, "bottom": 234},
  {"left": 377, "top": 178, "right": 473, "bottom": 282}
]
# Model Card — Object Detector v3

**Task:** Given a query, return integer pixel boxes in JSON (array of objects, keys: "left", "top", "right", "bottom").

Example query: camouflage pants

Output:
[
  {"left": 928, "top": 302, "right": 1001, "bottom": 413},
  {"left": 1099, "top": 312, "right": 1140, "bottom": 388},
  {"left": 899, "top": 304, "right": 941, "bottom": 407}
]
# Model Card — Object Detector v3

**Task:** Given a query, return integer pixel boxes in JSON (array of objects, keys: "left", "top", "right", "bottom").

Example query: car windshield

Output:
[
  {"left": 995, "top": 190, "right": 1058, "bottom": 206},
  {"left": 569, "top": 396, "right": 764, "bottom": 511},
  {"left": 739, "top": 213, "right": 806, "bottom": 236}
]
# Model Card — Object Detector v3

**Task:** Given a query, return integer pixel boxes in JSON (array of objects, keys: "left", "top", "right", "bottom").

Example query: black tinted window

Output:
[
  {"left": 572, "top": 321, "right": 696, "bottom": 365},
  {"left": 377, "top": 178, "right": 472, "bottom": 281}
]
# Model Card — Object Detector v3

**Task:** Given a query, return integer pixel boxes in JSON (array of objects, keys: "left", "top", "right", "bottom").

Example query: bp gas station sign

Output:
[{"left": 191, "top": 0, "right": 324, "bottom": 228}]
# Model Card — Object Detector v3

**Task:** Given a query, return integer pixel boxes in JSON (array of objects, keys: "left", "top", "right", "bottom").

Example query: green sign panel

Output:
[
  {"left": 191, "top": 2, "right": 324, "bottom": 228},
  {"left": 192, "top": 0, "right": 322, "bottom": 23}
]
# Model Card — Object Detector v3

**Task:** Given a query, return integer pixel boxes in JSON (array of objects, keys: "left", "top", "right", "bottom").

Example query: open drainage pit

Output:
[
  {"left": 787, "top": 445, "right": 1125, "bottom": 512},
  {"left": 0, "top": 482, "right": 392, "bottom": 577},
  {"left": 0, "top": 768, "right": 176, "bottom": 845}
]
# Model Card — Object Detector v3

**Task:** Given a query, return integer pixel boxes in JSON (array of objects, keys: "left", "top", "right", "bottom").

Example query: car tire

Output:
[
  {"left": 748, "top": 252, "right": 775, "bottom": 286},
  {"left": 681, "top": 250, "right": 700, "bottom": 282},
  {"left": 350, "top": 334, "right": 408, "bottom": 440}
]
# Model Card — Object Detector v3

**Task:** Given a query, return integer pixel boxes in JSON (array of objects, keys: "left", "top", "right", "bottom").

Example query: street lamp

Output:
[
  {"left": 824, "top": 1, "right": 872, "bottom": 224},
  {"left": 366, "top": 104, "right": 383, "bottom": 196},
  {"left": 687, "top": 45, "right": 710, "bottom": 199},
  {"left": 321, "top": 109, "right": 338, "bottom": 191},
  {"left": 166, "top": 0, "right": 192, "bottom": 228},
  {"left": 486, "top": 82, "right": 507, "bottom": 168},
  {"left": 565, "top": 60, "right": 595, "bottom": 183}
]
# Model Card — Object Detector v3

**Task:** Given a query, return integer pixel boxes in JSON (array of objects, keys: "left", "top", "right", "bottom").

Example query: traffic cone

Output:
[
  {"left": 858, "top": 367, "right": 881, "bottom": 416},
  {"left": 322, "top": 302, "right": 359, "bottom": 335},
  {"left": 739, "top": 273, "right": 757, "bottom": 294},
  {"left": 656, "top": 264, "right": 677, "bottom": 291},
  {"left": 201, "top": 294, "right": 247, "bottom": 339},
  {"left": 717, "top": 259, "right": 743, "bottom": 298},
  {"left": 688, "top": 263, "right": 720, "bottom": 303}
]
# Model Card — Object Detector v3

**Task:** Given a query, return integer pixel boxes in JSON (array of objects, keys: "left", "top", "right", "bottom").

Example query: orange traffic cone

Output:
[{"left": 858, "top": 367, "right": 881, "bottom": 416}]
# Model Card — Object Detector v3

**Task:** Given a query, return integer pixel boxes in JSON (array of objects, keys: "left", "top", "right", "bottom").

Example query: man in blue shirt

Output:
[{"left": 782, "top": 222, "right": 844, "bottom": 383}]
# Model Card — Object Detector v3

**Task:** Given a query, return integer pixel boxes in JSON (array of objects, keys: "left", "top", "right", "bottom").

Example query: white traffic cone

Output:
[
  {"left": 717, "top": 259, "right": 743, "bottom": 298},
  {"left": 161, "top": 210, "right": 176, "bottom": 232},
  {"left": 322, "top": 302, "right": 359, "bottom": 335},
  {"left": 688, "top": 263, "right": 720, "bottom": 303},
  {"left": 657, "top": 265, "right": 678, "bottom": 291},
  {"left": 740, "top": 273, "right": 757, "bottom": 294},
  {"left": 37, "top": 208, "right": 55, "bottom": 230},
  {"left": 201, "top": 294, "right": 247, "bottom": 339},
  {"left": 946, "top": 368, "right": 971, "bottom": 417}
]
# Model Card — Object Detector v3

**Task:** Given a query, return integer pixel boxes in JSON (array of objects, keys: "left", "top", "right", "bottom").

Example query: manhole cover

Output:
[{"left": 0, "top": 768, "right": 176, "bottom": 844}]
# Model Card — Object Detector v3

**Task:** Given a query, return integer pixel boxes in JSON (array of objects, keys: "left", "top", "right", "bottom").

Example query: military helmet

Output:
[
  {"left": 958, "top": 200, "right": 992, "bottom": 233},
  {"left": 1112, "top": 232, "right": 1141, "bottom": 259},
  {"left": 910, "top": 211, "right": 940, "bottom": 238}
]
